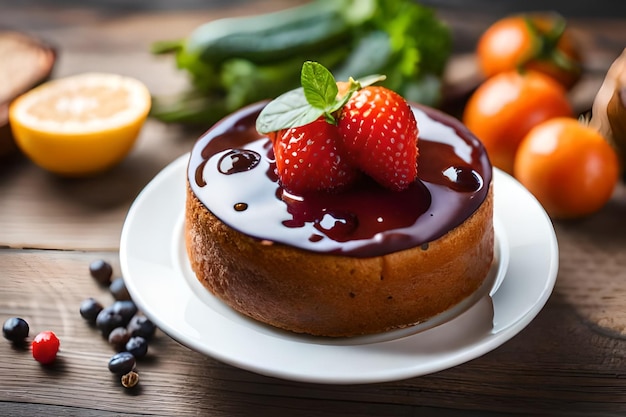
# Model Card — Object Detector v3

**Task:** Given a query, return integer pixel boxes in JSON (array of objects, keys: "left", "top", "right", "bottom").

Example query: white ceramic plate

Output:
[{"left": 120, "top": 154, "right": 558, "bottom": 384}]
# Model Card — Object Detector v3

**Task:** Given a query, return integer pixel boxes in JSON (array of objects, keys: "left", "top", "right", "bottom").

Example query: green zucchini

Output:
[{"left": 185, "top": 0, "right": 361, "bottom": 65}]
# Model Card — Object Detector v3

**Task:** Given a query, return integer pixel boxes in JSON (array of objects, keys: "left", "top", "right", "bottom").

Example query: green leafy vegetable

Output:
[{"left": 150, "top": 0, "right": 452, "bottom": 125}]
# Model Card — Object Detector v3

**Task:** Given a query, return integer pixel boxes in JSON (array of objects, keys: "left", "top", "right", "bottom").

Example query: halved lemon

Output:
[{"left": 9, "top": 72, "right": 151, "bottom": 176}]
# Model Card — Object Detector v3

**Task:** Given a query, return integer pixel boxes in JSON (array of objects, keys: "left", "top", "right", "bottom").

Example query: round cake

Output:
[{"left": 185, "top": 101, "right": 494, "bottom": 337}]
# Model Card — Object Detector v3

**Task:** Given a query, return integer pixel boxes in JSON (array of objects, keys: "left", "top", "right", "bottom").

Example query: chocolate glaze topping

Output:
[{"left": 188, "top": 101, "right": 492, "bottom": 258}]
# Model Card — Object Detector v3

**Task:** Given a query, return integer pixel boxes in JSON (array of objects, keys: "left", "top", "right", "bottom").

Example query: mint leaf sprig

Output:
[{"left": 256, "top": 61, "right": 384, "bottom": 134}]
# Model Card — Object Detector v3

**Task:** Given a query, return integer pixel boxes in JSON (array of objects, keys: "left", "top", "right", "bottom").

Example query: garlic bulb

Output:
[{"left": 588, "top": 48, "right": 626, "bottom": 168}]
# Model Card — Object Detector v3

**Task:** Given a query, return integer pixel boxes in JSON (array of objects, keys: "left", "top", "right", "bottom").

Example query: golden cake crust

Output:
[{"left": 185, "top": 182, "right": 494, "bottom": 337}]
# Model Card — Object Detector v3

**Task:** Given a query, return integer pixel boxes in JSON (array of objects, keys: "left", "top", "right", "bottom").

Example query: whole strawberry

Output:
[
  {"left": 272, "top": 118, "right": 359, "bottom": 194},
  {"left": 338, "top": 86, "right": 419, "bottom": 191}
]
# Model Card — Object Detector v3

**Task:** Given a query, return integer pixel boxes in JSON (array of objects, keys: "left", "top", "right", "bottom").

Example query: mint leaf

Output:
[
  {"left": 255, "top": 88, "right": 324, "bottom": 134},
  {"left": 255, "top": 61, "right": 386, "bottom": 134},
  {"left": 301, "top": 61, "right": 338, "bottom": 112}
]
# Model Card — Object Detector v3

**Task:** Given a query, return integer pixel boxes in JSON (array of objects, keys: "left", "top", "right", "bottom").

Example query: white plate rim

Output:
[{"left": 120, "top": 153, "right": 558, "bottom": 384}]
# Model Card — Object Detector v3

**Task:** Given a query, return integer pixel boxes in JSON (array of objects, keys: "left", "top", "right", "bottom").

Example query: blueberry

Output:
[
  {"left": 96, "top": 307, "right": 125, "bottom": 337},
  {"left": 109, "top": 277, "right": 130, "bottom": 301},
  {"left": 108, "top": 351, "right": 136, "bottom": 375},
  {"left": 127, "top": 315, "right": 156, "bottom": 340},
  {"left": 2, "top": 317, "right": 29, "bottom": 343},
  {"left": 79, "top": 298, "right": 104, "bottom": 324},
  {"left": 108, "top": 327, "right": 130, "bottom": 352},
  {"left": 89, "top": 259, "right": 113, "bottom": 285},
  {"left": 111, "top": 300, "right": 137, "bottom": 326},
  {"left": 125, "top": 336, "right": 148, "bottom": 359}
]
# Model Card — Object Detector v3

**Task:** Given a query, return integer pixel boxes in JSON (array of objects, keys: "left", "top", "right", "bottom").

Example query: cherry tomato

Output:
[
  {"left": 32, "top": 330, "right": 60, "bottom": 365},
  {"left": 463, "top": 70, "right": 573, "bottom": 174},
  {"left": 514, "top": 118, "right": 619, "bottom": 219},
  {"left": 477, "top": 14, "right": 582, "bottom": 89}
]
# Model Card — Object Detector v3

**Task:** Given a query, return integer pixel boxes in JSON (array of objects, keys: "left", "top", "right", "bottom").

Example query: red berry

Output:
[
  {"left": 32, "top": 330, "right": 60, "bottom": 365},
  {"left": 338, "top": 86, "right": 419, "bottom": 191},
  {"left": 272, "top": 117, "right": 359, "bottom": 194}
]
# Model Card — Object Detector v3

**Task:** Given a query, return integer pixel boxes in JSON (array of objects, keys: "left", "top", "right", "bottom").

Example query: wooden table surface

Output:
[{"left": 2, "top": 1, "right": 626, "bottom": 416}]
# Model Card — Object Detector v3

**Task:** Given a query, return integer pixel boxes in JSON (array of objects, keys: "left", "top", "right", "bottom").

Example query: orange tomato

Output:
[
  {"left": 462, "top": 70, "right": 573, "bottom": 174},
  {"left": 477, "top": 14, "right": 582, "bottom": 89},
  {"left": 514, "top": 118, "right": 619, "bottom": 219}
]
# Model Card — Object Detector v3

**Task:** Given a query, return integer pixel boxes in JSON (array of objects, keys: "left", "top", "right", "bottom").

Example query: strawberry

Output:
[
  {"left": 272, "top": 117, "right": 359, "bottom": 194},
  {"left": 256, "top": 61, "right": 419, "bottom": 193},
  {"left": 338, "top": 86, "right": 419, "bottom": 191}
]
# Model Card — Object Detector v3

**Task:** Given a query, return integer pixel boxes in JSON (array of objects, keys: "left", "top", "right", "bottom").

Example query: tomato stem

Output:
[{"left": 522, "top": 14, "right": 579, "bottom": 73}]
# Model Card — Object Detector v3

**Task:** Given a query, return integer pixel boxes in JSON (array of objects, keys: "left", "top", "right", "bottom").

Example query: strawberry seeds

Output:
[{"left": 257, "top": 62, "right": 419, "bottom": 195}]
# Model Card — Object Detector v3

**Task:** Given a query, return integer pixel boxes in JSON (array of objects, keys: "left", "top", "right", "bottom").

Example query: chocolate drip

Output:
[{"left": 188, "top": 102, "right": 492, "bottom": 257}]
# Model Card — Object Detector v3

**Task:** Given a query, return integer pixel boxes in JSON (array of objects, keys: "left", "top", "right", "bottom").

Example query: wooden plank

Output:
[
  {"left": 554, "top": 183, "right": 626, "bottom": 337},
  {"left": 2, "top": 249, "right": 626, "bottom": 416},
  {"left": 0, "top": 120, "right": 194, "bottom": 250}
]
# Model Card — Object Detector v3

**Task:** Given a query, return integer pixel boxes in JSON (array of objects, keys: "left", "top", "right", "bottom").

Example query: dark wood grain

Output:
[
  {"left": 2, "top": 249, "right": 626, "bottom": 416},
  {"left": 2, "top": 1, "right": 626, "bottom": 416}
]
